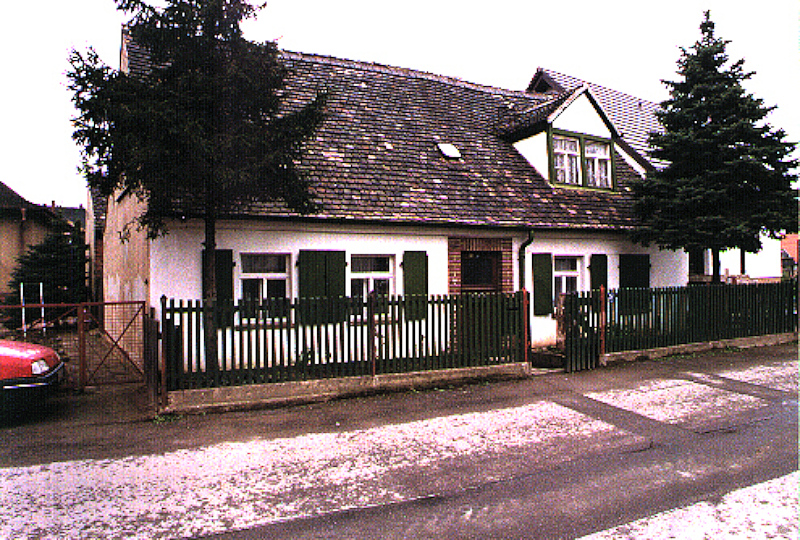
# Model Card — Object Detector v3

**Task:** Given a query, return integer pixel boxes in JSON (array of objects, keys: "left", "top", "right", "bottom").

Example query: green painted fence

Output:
[
  {"left": 162, "top": 292, "right": 529, "bottom": 390},
  {"left": 563, "top": 280, "right": 798, "bottom": 372}
]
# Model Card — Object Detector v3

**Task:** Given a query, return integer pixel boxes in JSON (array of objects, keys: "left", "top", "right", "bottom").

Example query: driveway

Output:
[{"left": 0, "top": 342, "right": 797, "bottom": 539}]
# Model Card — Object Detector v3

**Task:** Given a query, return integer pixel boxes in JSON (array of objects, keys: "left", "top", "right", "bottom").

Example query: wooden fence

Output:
[
  {"left": 162, "top": 292, "right": 529, "bottom": 390},
  {"left": 562, "top": 280, "right": 798, "bottom": 372}
]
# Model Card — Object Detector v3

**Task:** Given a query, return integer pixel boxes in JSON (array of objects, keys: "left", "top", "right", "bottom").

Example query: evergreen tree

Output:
[
  {"left": 631, "top": 11, "right": 797, "bottom": 282},
  {"left": 68, "top": 0, "right": 326, "bottom": 367},
  {"left": 5, "top": 224, "right": 88, "bottom": 329}
]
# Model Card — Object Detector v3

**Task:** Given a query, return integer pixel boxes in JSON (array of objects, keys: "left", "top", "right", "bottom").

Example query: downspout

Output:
[
  {"left": 518, "top": 230, "right": 535, "bottom": 290},
  {"left": 518, "top": 230, "right": 535, "bottom": 363}
]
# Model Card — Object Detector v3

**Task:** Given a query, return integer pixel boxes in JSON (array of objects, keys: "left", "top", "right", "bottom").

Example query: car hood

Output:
[{"left": 0, "top": 340, "right": 61, "bottom": 379}]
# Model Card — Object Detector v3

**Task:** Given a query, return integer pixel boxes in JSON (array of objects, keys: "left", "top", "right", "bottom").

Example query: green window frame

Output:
[{"left": 549, "top": 128, "right": 616, "bottom": 190}]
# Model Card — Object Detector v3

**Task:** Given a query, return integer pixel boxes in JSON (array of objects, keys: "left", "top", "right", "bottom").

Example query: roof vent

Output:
[{"left": 437, "top": 143, "right": 462, "bottom": 159}]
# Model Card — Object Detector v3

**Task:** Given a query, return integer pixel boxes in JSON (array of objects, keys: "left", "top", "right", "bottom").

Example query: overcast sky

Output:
[{"left": 1, "top": 0, "right": 797, "bottom": 208}]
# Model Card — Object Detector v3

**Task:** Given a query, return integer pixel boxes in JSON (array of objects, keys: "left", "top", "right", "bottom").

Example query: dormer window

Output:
[
  {"left": 553, "top": 136, "right": 580, "bottom": 185},
  {"left": 585, "top": 140, "right": 612, "bottom": 188},
  {"left": 550, "top": 130, "right": 615, "bottom": 190}
]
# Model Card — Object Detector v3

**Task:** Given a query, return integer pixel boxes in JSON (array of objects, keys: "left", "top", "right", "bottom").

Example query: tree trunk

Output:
[
  {"left": 711, "top": 248, "right": 721, "bottom": 284},
  {"left": 203, "top": 215, "right": 219, "bottom": 374}
]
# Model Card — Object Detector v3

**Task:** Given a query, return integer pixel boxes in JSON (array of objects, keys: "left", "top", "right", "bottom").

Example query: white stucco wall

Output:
[
  {"left": 719, "top": 237, "right": 782, "bottom": 279},
  {"left": 513, "top": 132, "right": 548, "bottom": 180},
  {"left": 149, "top": 220, "right": 454, "bottom": 309},
  {"left": 551, "top": 94, "right": 613, "bottom": 139},
  {"left": 149, "top": 222, "right": 687, "bottom": 349},
  {"left": 520, "top": 232, "right": 688, "bottom": 347}
]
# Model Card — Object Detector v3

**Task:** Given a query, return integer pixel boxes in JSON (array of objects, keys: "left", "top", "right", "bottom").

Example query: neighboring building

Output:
[
  {"left": 0, "top": 181, "right": 62, "bottom": 301},
  {"left": 99, "top": 36, "right": 690, "bottom": 347},
  {"left": 86, "top": 187, "right": 107, "bottom": 302},
  {"left": 780, "top": 234, "right": 798, "bottom": 279},
  {"left": 51, "top": 202, "right": 86, "bottom": 232}
]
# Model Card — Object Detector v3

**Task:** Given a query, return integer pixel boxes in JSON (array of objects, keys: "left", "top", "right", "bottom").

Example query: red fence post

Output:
[
  {"left": 521, "top": 289, "right": 530, "bottom": 364},
  {"left": 78, "top": 303, "right": 87, "bottom": 390}
]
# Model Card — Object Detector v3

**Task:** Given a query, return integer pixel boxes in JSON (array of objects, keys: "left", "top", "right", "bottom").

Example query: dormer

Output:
[{"left": 510, "top": 86, "right": 621, "bottom": 190}]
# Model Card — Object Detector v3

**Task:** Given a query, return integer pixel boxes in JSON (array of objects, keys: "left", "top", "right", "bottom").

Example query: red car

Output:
[{"left": 0, "top": 340, "right": 65, "bottom": 410}]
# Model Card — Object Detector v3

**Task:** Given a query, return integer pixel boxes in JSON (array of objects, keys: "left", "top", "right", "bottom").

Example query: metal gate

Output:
[{"left": 0, "top": 301, "right": 150, "bottom": 389}]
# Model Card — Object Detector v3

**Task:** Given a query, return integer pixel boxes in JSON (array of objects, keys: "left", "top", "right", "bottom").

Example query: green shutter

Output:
[
  {"left": 298, "top": 250, "right": 346, "bottom": 324},
  {"left": 590, "top": 254, "right": 608, "bottom": 291},
  {"left": 299, "top": 250, "right": 325, "bottom": 299},
  {"left": 326, "top": 251, "right": 346, "bottom": 298},
  {"left": 299, "top": 250, "right": 346, "bottom": 298},
  {"left": 403, "top": 251, "right": 428, "bottom": 321},
  {"left": 619, "top": 254, "right": 650, "bottom": 289},
  {"left": 532, "top": 253, "right": 553, "bottom": 316}
]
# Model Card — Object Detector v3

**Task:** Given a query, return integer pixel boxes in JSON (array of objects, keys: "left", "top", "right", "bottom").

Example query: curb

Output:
[
  {"left": 600, "top": 332, "right": 797, "bottom": 367},
  {"left": 163, "top": 362, "right": 532, "bottom": 415}
]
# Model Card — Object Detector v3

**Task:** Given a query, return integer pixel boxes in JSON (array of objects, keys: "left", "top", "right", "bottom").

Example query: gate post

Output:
[
  {"left": 599, "top": 285, "right": 607, "bottom": 356},
  {"left": 78, "top": 303, "right": 87, "bottom": 390},
  {"left": 521, "top": 289, "right": 530, "bottom": 364}
]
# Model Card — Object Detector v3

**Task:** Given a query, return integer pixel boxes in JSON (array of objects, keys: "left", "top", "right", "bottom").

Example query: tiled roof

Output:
[
  {"left": 121, "top": 28, "right": 152, "bottom": 79},
  {"left": 0, "top": 180, "right": 58, "bottom": 224},
  {"left": 494, "top": 92, "right": 572, "bottom": 140},
  {"left": 0, "top": 180, "right": 35, "bottom": 209},
  {"left": 88, "top": 186, "right": 107, "bottom": 231},
  {"left": 529, "top": 69, "right": 663, "bottom": 170},
  {"left": 123, "top": 40, "right": 642, "bottom": 231}
]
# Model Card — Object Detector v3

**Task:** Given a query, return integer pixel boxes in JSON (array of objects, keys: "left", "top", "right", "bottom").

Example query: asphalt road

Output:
[{"left": 0, "top": 343, "right": 797, "bottom": 539}]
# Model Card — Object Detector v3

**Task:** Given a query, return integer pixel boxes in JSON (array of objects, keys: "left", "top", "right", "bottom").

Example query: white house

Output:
[{"left": 100, "top": 37, "right": 689, "bottom": 349}]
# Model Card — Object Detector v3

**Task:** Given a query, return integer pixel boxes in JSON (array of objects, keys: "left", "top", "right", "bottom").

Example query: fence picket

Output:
[
  {"left": 163, "top": 292, "right": 528, "bottom": 390},
  {"left": 562, "top": 280, "right": 797, "bottom": 372}
]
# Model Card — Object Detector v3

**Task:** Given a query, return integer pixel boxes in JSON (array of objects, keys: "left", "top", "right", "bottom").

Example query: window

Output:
[
  {"left": 554, "top": 256, "right": 581, "bottom": 300},
  {"left": 351, "top": 255, "right": 394, "bottom": 299},
  {"left": 585, "top": 140, "right": 611, "bottom": 188},
  {"left": 240, "top": 253, "right": 290, "bottom": 316},
  {"left": 553, "top": 136, "right": 581, "bottom": 185},
  {"left": 551, "top": 131, "right": 614, "bottom": 189},
  {"left": 461, "top": 251, "right": 502, "bottom": 292}
]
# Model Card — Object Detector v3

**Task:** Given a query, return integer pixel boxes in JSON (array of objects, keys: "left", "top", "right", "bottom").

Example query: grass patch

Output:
[{"left": 152, "top": 413, "right": 183, "bottom": 424}]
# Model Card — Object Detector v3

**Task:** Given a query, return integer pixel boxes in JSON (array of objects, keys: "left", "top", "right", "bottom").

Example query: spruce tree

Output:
[
  {"left": 5, "top": 224, "right": 88, "bottom": 329},
  {"left": 68, "top": 0, "right": 326, "bottom": 367},
  {"left": 631, "top": 11, "right": 797, "bottom": 282}
]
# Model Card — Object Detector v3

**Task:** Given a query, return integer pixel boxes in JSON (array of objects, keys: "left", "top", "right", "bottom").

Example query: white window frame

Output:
[
  {"left": 239, "top": 253, "right": 291, "bottom": 306},
  {"left": 553, "top": 135, "right": 581, "bottom": 185},
  {"left": 585, "top": 140, "right": 612, "bottom": 188},
  {"left": 350, "top": 255, "right": 395, "bottom": 298},
  {"left": 553, "top": 256, "right": 583, "bottom": 303},
  {"left": 552, "top": 131, "right": 615, "bottom": 189}
]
